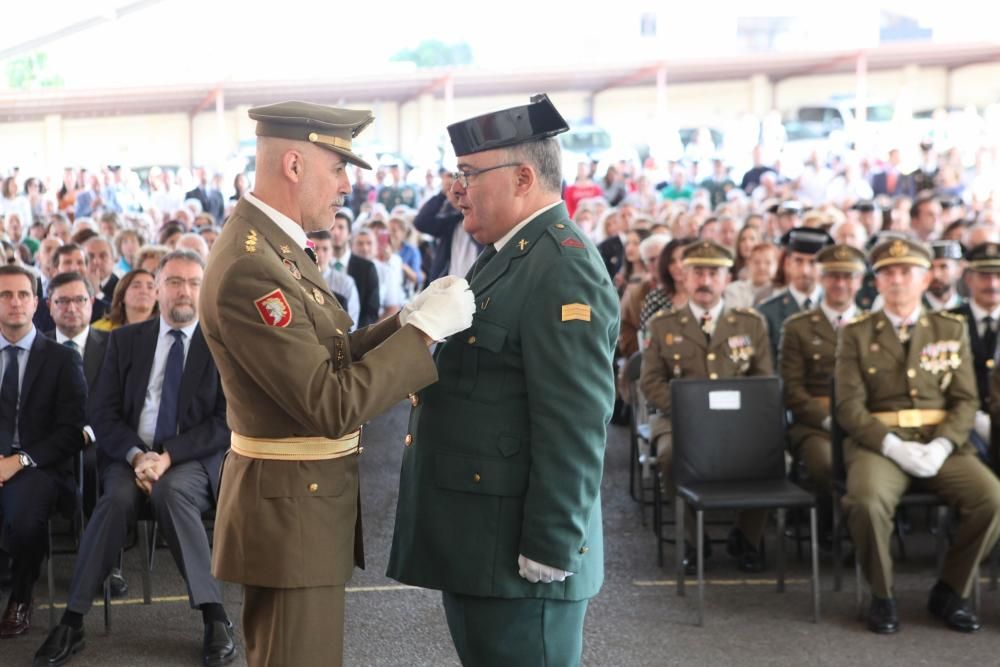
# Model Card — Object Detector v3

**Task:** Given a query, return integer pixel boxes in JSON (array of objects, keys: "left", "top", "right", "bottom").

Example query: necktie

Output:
[
  {"left": 700, "top": 312, "right": 713, "bottom": 340},
  {"left": 984, "top": 316, "right": 997, "bottom": 354},
  {"left": 886, "top": 171, "right": 897, "bottom": 194},
  {"left": 333, "top": 260, "right": 344, "bottom": 272},
  {"left": 802, "top": 297, "right": 813, "bottom": 311},
  {"left": 63, "top": 339, "right": 81, "bottom": 357},
  {"left": 834, "top": 315, "right": 843, "bottom": 330},
  {"left": 304, "top": 246, "right": 318, "bottom": 265},
  {"left": 469, "top": 245, "right": 498, "bottom": 281},
  {"left": 153, "top": 330, "right": 185, "bottom": 450},
  {"left": 0, "top": 346, "right": 20, "bottom": 455}
]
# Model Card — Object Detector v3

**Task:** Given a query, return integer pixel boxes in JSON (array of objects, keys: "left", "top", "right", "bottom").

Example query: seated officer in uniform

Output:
[
  {"left": 757, "top": 229, "right": 831, "bottom": 362},
  {"left": 836, "top": 237, "right": 1000, "bottom": 634},
  {"left": 781, "top": 244, "right": 866, "bottom": 501},
  {"left": 640, "top": 240, "right": 772, "bottom": 573},
  {"left": 950, "top": 242, "right": 1000, "bottom": 459}
]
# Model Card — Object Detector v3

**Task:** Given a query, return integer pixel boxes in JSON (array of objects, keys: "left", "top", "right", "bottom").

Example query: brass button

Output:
[
  {"left": 907, "top": 369, "right": 916, "bottom": 378},
  {"left": 989, "top": 359, "right": 996, "bottom": 369},
  {"left": 336, "top": 328, "right": 344, "bottom": 335},
  {"left": 555, "top": 223, "right": 566, "bottom": 229},
  {"left": 579, "top": 546, "right": 589, "bottom": 554},
  {"left": 308, "top": 483, "right": 319, "bottom": 493},
  {"left": 473, "top": 473, "right": 481, "bottom": 483},
  {"left": 709, "top": 372, "right": 718, "bottom": 380},
  {"left": 910, "top": 388, "right": 918, "bottom": 397},
  {"left": 868, "top": 367, "right": 876, "bottom": 375},
  {"left": 468, "top": 336, "right": 477, "bottom": 345},
  {"left": 813, "top": 353, "right": 821, "bottom": 360},
  {"left": 706, "top": 353, "right": 716, "bottom": 361},
  {"left": 404, "top": 434, "right": 413, "bottom": 446},
  {"left": 673, "top": 353, "right": 681, "bottom": 360}
]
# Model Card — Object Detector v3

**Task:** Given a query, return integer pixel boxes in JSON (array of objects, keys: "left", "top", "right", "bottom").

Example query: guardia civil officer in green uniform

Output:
[
  {"left": 199, "top": 101, "right": 475, "bottom": 667},
  {"left": 639, "top": 240, "right": 772, "bottom": 574},
  {"left": 757, "top": 228, "right": 831, "bottom": 361},
  {"left": 835, "top": 237, "right": 1000, "bottom": 635},
  {"left": 780, "top": 244, "right": 866, "bottom": 497},
  {"left": 387, "top": 95, "right": 619, "bottom": 667}
]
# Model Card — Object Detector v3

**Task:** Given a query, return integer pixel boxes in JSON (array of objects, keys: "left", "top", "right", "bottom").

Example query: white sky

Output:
[{"left": 2, "top": 1, "right": 998, "bottom": 89}]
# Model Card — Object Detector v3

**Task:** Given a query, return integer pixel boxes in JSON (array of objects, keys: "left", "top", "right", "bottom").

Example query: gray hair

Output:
[
  {"left": 507, "top": 137, "right": 563, "bottom": 193},
  {"left": 158, "top": 248, "right": 205, "bottom": 272}
]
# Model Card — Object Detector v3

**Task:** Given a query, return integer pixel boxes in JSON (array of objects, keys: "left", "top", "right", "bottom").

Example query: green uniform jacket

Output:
[
  {"left": 757, "top": 288, "right": 803, "bottom": 363},
  {"left": 780, "top": 308, "right": 837, "bottom": 449},
  {"left": 387, "top": 203, "right": 619, "bottom": 601},
  {"left": 640, "top": 303, "right": 773, "bottom": 442},
  {"left": 200, "top": 198, "right": 438, "bottom": 589},
  {"left": 834, "top": 309, "right": 977, "bottom": 463}
]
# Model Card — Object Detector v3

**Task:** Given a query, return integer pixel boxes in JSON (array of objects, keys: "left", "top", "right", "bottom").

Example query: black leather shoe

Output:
[
  {"left": 108, "top": 569, "right": 128, "bottom": 598},
  {"left": 203, "top": 619, "right": 237, "bottom": 667},
  {"left": 928, "top": 581, "right": 981, "bottom": 633},
  {"left": 33, "top": 623, "right": 85, "bottom": 666},
  {"left": 0, "top": 598, "right": 32, "bottom": 638},
  {"left": 867, "top": 596, "right": 899, "bottom": 634},
  {"left": 726, "top": 528, "right": 764, "bottom": 573},
  {"left": 681, "top": 538, "right": 713, "bottom": 576}
]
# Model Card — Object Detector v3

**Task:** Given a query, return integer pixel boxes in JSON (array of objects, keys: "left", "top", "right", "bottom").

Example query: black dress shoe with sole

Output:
[
  {"left": 928, "top": 581, "right": 981, "bottom": 633},
  {"left": 203, "top": 619, "right": 237, "bottom": 667},
  {"left": 867, "top": 596, "right": 899, "bottom": 634},
  {"left": 33, "top": 624, "right": 85, "bottom": 667}
]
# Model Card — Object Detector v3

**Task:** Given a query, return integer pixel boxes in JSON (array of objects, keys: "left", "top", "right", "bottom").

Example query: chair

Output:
[
  {"left": 670, "top": 376, "right": 820, "bottom": 626},
  {"left": 42, "top": 449, "right": 87, "bottom": 628},
  {"left": 624, "top": 351, "right": 656, "bottom": 525}
]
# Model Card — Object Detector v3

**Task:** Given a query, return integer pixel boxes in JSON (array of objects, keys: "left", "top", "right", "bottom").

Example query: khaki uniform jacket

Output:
[
  {"left": 780, "top": 308, "right": 838, "bottom": 449},
  {"left": 834, "top": 309, "right": 977, "bottom": 463},
  {"left": 199, "top": 198, "right": 438, "bottom": 588},
  {"left": 640, "top": 303, "right": 773, "bottom": 442}
]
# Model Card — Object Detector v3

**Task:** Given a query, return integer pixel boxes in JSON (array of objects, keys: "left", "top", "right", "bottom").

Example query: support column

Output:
[
  {"left": 42, "top": 113, "right": 63, "bottom": 179},
  {"left": 748, "top": 74, "right": 773, "bottom": 118}
]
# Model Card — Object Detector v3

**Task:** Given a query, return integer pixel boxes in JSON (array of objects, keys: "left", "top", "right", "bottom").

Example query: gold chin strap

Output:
[{"left": 307, "top": 132, "right": 352, "bottom": 151}]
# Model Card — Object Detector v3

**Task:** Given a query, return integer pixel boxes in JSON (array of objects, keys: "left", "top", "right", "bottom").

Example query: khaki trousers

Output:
[{"left": 243, "top": 584, "right": 346, "bottom": 667}]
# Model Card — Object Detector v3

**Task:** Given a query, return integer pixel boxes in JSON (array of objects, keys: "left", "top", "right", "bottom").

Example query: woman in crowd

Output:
[
  {"left": 724, "top": 242, "right": 780, "bottom": 308},
  {"left": 91, "top": 268, "right": 158, "bottom": 331},
  {"left": 0, "top": 176, "right": 32, "bottom": 227},
  {"left": 231, "top": 172, "right": 249, "bottom": 201},
  {"left": 617, "top": 227, "right": 651, "bottom": 293},
  {"left": 638, "top": 236, "right": 694, "bottom": 331},
  {"left": 731, "top": 223, "right": 761, "bottom": 281},
  {"left": 134, "top": 244, "right": 169, "bottom": 274},
  {"left": 113, "top": 228, "right": 146, "bottom": 276},
  {"left": 387, "top": 214, "right": 424, "bottom": 295}
]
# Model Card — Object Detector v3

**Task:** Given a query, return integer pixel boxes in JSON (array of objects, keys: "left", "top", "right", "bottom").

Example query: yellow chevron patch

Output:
[{"left": 561, "top": 303, "right": 591, "bottom": 322}]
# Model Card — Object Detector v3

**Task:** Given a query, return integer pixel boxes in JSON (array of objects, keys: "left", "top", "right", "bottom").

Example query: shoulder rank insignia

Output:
[
  {"left": 245, "top": 230, "right": 259, "bottom": 254},
  {"left": 312, "top": 287, "right": 325, "bottom": 305},
  {"left": 280, "top": 245, "right": 292, "bottom": 255},
  {"left": 847, "top": 312, "right": 873, "bottom": 326},
  {"left": 937, "top": 311, "right": 966, "bottom": 323},
  {"left": 561, "top": 237, "right": 585, "bottom": 249},
  {"left": 254, "top": 289, "right": 292, "bottom": 328},
  {"left": 561, "top": 303, "right": 591, "bottom": 322},
  {"left": 283, "top": 258, "right": 302, "bottom": 280},
  {"left": 518, "top": 239, "right": 529, "bottom": 252}
]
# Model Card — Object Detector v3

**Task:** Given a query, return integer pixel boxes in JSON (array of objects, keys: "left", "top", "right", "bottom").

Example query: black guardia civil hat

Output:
[
  {"left": 447, "top": 94, "right": 570, "bottom": 157},
  {"left": 779, "top": 228, "right": 833, "bottom": 255}
]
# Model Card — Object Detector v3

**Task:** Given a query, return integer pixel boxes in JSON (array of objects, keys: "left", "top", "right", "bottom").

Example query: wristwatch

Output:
[{"left": 17, "top": 452, "right": 30, "bottom": 468}]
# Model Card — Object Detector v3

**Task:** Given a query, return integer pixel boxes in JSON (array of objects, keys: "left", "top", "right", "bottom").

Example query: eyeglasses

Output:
[
  {"left": 450, "top": 163, "right": 522, "bottom": 189},
  {"left": 163, "top": 277, "right": 202, "bottom": 290},
  {"left": 52, "top": 296, "right": 90, "bottom": 307}
]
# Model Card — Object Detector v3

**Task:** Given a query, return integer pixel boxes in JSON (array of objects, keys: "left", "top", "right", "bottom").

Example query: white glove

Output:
[
  {"left": 881, "top": 433, "right": 934, "bottom": 478},
  {"left": 517, "top": 554, "right": 573, "bottom": 584},
  {"left": 399, "top": 276, "right": 466, "bottom": 326},
  {"left": 975, "top": 410, "right": 991, "bottom": 442},
  {"left": 404, "top": 281, "right": 476, "bottom": 341},
  {"left": 920, "top": 437, "right": 953, "bottom": 477},
  {"left": 820, "top": 416, "right": 832, "bottom": 432}
]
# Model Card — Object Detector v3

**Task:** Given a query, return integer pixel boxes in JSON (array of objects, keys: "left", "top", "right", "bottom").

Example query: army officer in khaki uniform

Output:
[
  {"left": 835, "top": 237, "right": 1000, "bottom": 635},
  {"left": 199, "top": 101, "right": 475, "bottom": 667},
  {"left": 781, "top": 244, "right": 866, "bottom": 498},
  {"left": 640, "top": 240, "right": 773, "bottom": 574}
]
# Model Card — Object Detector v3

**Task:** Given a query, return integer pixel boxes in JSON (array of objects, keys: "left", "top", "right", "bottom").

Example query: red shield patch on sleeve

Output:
[
  {"left": 561, "top": 237, "right": 585, "bottom": 248},
  {"left": 254, "top": 289, "right": 293, "bottom": 328}
]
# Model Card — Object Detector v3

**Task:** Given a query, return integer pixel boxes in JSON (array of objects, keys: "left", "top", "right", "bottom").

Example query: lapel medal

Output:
[{"left": 283, "top": 258, "right": 302, "bottom": 280}]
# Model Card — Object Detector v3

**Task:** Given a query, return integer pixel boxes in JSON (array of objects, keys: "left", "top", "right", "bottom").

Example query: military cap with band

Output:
[
  {"left": 681, "top": 240, "right": 734, "bottom": 268},
  {"left": 817, "top": 244, "right": 867, "bottom": 274},
  {"left": 776, "top": 200, "right": 804, "bottom": 215},
  {"left": 248, "top": 101, "right": 375, "bottom": 170},
  {"left": 780, "top": 228, "right": 833, "bottom": 255},
  {"left": 448, "top": 93, "right": 569, "bottom": 156},
  {"left": 851, "top": 199, "right": 878, "bottom": 213},
  {"left": 930, "top": 240, "right": 963, "bottom": 261},
  {"left": 868, "top": 237, "right": 932, "bottom": 271},
  {"left": 966, "top": 242, "right": 1000, "bottom": 273}
]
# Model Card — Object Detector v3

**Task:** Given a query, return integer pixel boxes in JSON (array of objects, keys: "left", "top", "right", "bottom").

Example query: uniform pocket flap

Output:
[
  {"left": 497, "top": 435, "right": 521, "bottom": 458},
  {"left": 472, "top": 319, "right": 507, "bottom": 353},
  {"left": 260, "top": 462, "right": 348, "bottom": 498},
  {"left": 434, "top": 451, "right": 528, "bottom": 497}
]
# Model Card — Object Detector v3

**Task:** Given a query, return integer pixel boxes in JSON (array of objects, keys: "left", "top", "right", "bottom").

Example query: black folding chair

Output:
[
  {"left": 671, "top": 376, "right": 820, "bottom": 626},
  {"left": 624, "top": 351, "right": 656, "bottom": 526}
]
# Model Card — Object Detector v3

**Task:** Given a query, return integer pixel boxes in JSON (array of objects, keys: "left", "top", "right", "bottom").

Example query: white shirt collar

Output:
[
  {"left": 1, "top": 326, "right": 36, "bottom": 351},
  {"left": 787, "top": 285, "right": 822, "bottom": 310},
  {"left": 158, "top": 316, "right": 199, "bottom": 341},
  {"left": 56, "top": 325, "right": 90, "bottom": 350},
  {"left": 688, "top": 299, "right": 725, "bottom": 324},
  {"left": 925, "top": 291, "right": 961, "bottom": 312},
  {"left": 244, "top": 191, "right": 308, "bottom": 250},
  {"left": 820, "top": 301, "right": 856, "bottom": 328},
  {"left": 331, "top": 247, "right": 352, "bottom": 267},
  {"left": 968, "top": 300, "right": 1000, "bottom": 324},
  {"left": 493, "top": 201, "right": 561, "bottom": 252},
  {"left": 883, "top": 305, "right": 922, "bottom": 329}
]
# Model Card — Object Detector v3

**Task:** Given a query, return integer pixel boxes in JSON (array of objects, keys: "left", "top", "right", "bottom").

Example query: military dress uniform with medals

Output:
[
  {"left": 835, "top": 238, "right": 1000, "bottom": 633},
  {"left": 780, "top": 244, "right": 867, "bottom": 496},
  {"left": 639, "top": 241, "right": 773, "bottom": 566},
  {"left": 199, "top": 102, "right": 439, "bottom": 666},
  {"left": 387, "top": 96, "right": 619, "bottom": 667}
]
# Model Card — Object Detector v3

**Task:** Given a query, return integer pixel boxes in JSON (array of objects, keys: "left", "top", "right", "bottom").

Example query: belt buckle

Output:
[{"left": 898, "top": 409, "right": 923, "bottom": 428}]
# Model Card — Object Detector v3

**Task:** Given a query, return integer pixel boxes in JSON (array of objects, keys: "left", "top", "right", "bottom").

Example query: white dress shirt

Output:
[
  {"left": 0, "top": 326, "right": 37, "bottom": 449},
  {"left": 788, "top": 285, "right": 823, "bottom": 311},
  {"left": 493, "top": 201, "right": 562, "bottom": 252},
  {"left": 820, "top": 302, "right": 857, "bottom": 330},
  {"left": 55, "top": 326, "right": 89, "bottom": 352},
  {"left": 244, "top": 191, "right": 308, "bottom": 250},
  {"left": 968, "top": 300, "right": 1000, "bottom": 338}
]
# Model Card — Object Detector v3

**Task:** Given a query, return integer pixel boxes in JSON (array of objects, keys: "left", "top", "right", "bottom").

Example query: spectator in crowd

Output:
[
  {"left": 0, "top": 177, "right": 32, "bottom": 228},
  {"left": 74, "top": 172, "right": 120, "bottom": 219},
  {"left": 91, "top": 268, "right": 158, "bottom": 332},
  {"left": 46, "top": 215, "right": 72, "bottom": 244},
  {"left": 600, "top": 163, "right": 627, "bottom": 206},
  {"left": 135, "top": 244, "right": 169, "bottom": 274},
  {"left": 34, "top": 250, "right": 237, "bottom": 666},
  {"left": 56, "top": 169, "right": 78, "bottom": 214},
  {"left": 197, "top": 225, "right": 220, "bottom": 250},
  {"left": 83, "top": 235, "right": 118, "bottom": 308},
  {"left": 731, "top": 223, "right": 760, "bottom": 280},
  {"left": 388, "top": 214, "right": 424, "bottom": 293},
  {"left": 159, "top": 221, "right": 185, "bottom": 248},
  {"left": 659, "top": 166, "right": 695, "bottom": 201},
  {"left": 0, "top": 265, "right": 87, "bottom": 638},
  {"left": 725, "top": 242, "right": 780, "bottom": 308},
  {"left": 176, "top": 232, "right": 210, "bottom": 260},
  {"left": 910, "top": 195, "right": 943, "bottom": 242},
  {"left": 564, "top": 161, "right": 604, "bottom": 217},
  {"left": 97, "top": 211, "right": 122, "bottom": 241},
  {"left": 871, "top": 148, "right": 909, "bottom": 197},
  {"left": 701, "top": 157, "right": 736, "bottom": 208},
  {"left": 597, "top": 208, "right": 626, "bottom": 279},
  {"left": 638, "top": 236, "right": 694, "bottom": 331},
  {"left": 230, "top": 172, "right": 249, "bottom": 202},
  {"left": 619, "top": 233, "right": 670, "bottom": 359},
  {"left": 414, "top": 171, "right": 480, "bottom": 282},
  {"left": 617, "top": 227, "right": 651, "bottom": 293},
  {"left": 354, "top": 226, "right": 404, "bottom": 319},
  {"left": 184, "top": 168, "right": 225, "bottom": 224},
  {"left": 740, "top": 144, "right": 775, "bottom": 194},
  {"left": 330, "top": 210, "right": 380, "bottom": 327},
  {"left": 112, "top": 228, "right": 144, "bottom": 276},
  {"left": 307, "top": 229, "right": 361, "bottom": 325}
]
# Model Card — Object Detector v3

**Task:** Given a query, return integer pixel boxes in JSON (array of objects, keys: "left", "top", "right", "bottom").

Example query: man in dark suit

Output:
[
  {"left": 185, "top": 168, "right": 226, "bottom": 224},
  {"left": 34, "top": 250, "right": 237, "bottom": 667},
  {"left": 34, "top": 244, "right": 108, "bottom": 333},
  {"left": 330, "top": 210, "right": 380, "bottom": 326},
  {"left": 597, "top": 226, "right": 625, "bottom": 280},
  {"left": 0, "top": 265, "right": 87, "bottom": 638},
  {"left": 870, "top": 148, "right": 911, "bottom": 198}
]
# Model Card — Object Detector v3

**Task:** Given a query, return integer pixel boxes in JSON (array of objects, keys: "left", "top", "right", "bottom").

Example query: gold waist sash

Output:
[{"left": 230, "top": 431, "right": 360, "bottom": 461}]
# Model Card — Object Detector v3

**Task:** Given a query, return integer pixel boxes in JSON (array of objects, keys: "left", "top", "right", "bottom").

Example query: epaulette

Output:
[
  {"left": 545, "top": 222, "right": 587, "bottom": 252},
  {"left": 846, "top": 311, "right": 874, "bottom": 326},
  {"left": 936, "top": 311, "right": 966, "bottom": 323},
  {"left": 649, "top": 308, "right": 679, "bottom": 323},
  {"left": 784, "top": 309, "right": 813, "bottom": 324},
  {"left": 244, "top": 229, "right": 259, "bottom": 254}
]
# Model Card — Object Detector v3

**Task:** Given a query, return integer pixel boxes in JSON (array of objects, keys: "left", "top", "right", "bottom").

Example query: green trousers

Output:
[{"left": 442, "top": 591, "right": 589, "bottom": 667}]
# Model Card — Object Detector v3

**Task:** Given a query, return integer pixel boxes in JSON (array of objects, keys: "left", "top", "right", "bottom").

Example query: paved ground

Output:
[{"left": 3, "top": 401, "right": 1000, "bottom": 666}]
